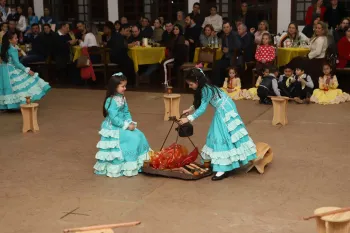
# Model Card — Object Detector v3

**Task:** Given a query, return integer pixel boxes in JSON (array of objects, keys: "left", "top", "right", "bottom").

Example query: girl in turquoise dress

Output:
[
  {"left": 94, "top": 73, "right": 151, "bottom": 177},
  {"left": 180, "top": 68, "right": 257, "bottom": 181},
  {"left": 0, "top": 32, "right": 50, "bottom": 110}
]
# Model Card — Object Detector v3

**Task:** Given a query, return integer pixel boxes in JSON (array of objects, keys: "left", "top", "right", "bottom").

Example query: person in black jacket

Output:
[
  {"left": 104, "top": 21, "right": 136, "bottom": 86},
  {"left": 212, "top": 21, "right": 242, "bottom": 87},
  {"left": 188, "top": 2, "right": 204, "bottom": 26},
  {"left": 238, "top": 2, "right": 257, "bottom": 32},
  {"left": 184, "top": 14, "right": 202, "bottom": 62},
  {"left": 161, "top": 21, "right": 174, "bottom": 47},
  {"left": 20, "top": 23, "right": 47, "bottom": 66},
  {"left": 162, "top": 24, "right": 188, "bottom": 86},
  {"left": 140, "top": 17, "right": 153, "bottom": 39},
  {"left": 324, "top": 0, "right": 347, "bottom": 30},
  {"left": 237, "top": 24, "right": 254, "bottom": 64}
]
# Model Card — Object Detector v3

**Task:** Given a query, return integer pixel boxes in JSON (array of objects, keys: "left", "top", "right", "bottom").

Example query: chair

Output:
[
  {"left": 167, "top": 47, "right": 217, "bottom": 89},
  {"left": 29, "top": 56, "right": 54, "bottom": 82},
  {"left": 87, "top": 47, "right": 119, "bottom": 86}
]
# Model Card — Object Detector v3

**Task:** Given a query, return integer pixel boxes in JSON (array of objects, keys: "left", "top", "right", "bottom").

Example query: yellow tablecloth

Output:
[
  {"left": 277, "top": 47, "right": 310, "bottom": 67},
  {"left": 193, "top": 47, "right": 223, "bottom": 66},
  {"left": 128, "top": 46, "right": 166, "bottom": 72}
]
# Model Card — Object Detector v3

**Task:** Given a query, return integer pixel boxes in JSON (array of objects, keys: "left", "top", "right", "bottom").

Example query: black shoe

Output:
[{"left": 211, "top": 172, "right": 229, "bottom": 181}]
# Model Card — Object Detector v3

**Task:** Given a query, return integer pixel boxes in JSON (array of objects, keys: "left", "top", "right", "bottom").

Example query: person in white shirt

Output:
[
  {"left": 76, "top": 22, "right": 97, "bottom": 47},
  {"left": 202, "top": 6, "right": 223, "bottom": 34},
  {"left": 16, "top": 6, "right": 26, "bottom": 32}
]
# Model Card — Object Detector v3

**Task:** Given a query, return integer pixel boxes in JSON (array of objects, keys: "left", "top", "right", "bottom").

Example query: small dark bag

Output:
[{"left": 176, "top": 123, "right": 193, "bottom": 137}]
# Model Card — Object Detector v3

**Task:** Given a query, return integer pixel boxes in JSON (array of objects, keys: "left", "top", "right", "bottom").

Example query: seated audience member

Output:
[
  {"left": 202, "top": 6, "right": 223, "bottom": 34},
  {"left": 128, "top": 25, "right": 142, "bottom": 46},
  {"left": 76, "top": 22, "right": 97, "bottom": 47},
  {"left": 255, "top": 33, "right": 275, "bottom": 70},
  {"left": 184, "top": 14, "right": 201, "bottom": 62},
  {"left": 278, "top": 66, "right": 295, "bottom": 98},
  {"left": 279, "top": 22, "right": 309, "bottom": 47},
  {"left": 16, "top": 6, "right": 26, "bottom": 32},
  {"left": 252, "top": 20, "right": 269, "bottom": 44},
  {"left": 333, "top": 18, "right": 349, "bottom": 43},
  {"left": 257, "top": 65, "right": 280, "bottom": 105},
  {"left": 152, "top": 18, "right": 164, "bottom": 42},
  {"left": 27, "top": 7, "right": 38, "bottom": 28},
  {"left": 221, "top": 67, "right": 243, "bottom": 100},
  {"left": 6, "top": 6, "right": 17, "bottom": 21},
  {"left": 199, "top": 24, "right": 219, "bottom": 47},
  {"left": 212, "top": 21, "right": 242, "bottom": 86},
  {"left": 175, "top": 11, "right": 186, "bottom": 32},
  {"left": 39, "top": 7, "right": 55, "bottom": 24},
  {"left": 162, "top": 24, "right": 187, "bottom": 86},
  {"left": 140, "top": 17, "right": 153, "bottom": 39},
  {"left": 337, "top": 27, "right": 350, "bottom": 68},
  {"left": 287, "top": 21, "right": 328, "bottom": 85},
  {"left": 120, "top": 16, "right": 128, "bottom": 25},
  {"left": 291, "top": 65, "right": 314, "bottom": 104},
  {"left": 161, "top": 21, "right": 174, "bottom": 46},
  {"left": 20, "top": 23, "right": 47, "bottom": 66},
  {"left": 243, "top": 67, "right": 269, "bottom": 101},
  {"left": 41, "top": 23, "right": 55, "bottom": 58},
  {"left": 0, "top": 22, "right": 8, "bottom": 44},
  {"left": 189, "top": 2, "right": 204, "bottom": 26},
  {"left": 302, "top": 16, "right": 320, "bottom": 39},
  {"left": 311, "top": 63, "right": 350, "bottom": 104},
  {"left": 104, "top": 21, "right": 136, "bottom": 86},
  {"left": 324, "top": 0, "right": 347, "bottom": 31},
  {"left": 114, "top": 20, "right": 121, "bottom": 33},
  {"left": 8, "top": 20, "right": 23, "bottom": 43},
  {"left": 237, "top": 24, "right": 254, "bottom": 64}
]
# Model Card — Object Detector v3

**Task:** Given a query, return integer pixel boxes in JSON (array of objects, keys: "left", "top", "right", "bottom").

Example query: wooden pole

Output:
[
  {"left": 303, "top": 207, "right": 350, "bottom": 220},
  {"left": 63, "top": 221, "right": 141, "bottom": 233}
]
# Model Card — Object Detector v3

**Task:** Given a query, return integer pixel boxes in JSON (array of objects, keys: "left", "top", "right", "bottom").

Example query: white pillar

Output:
[
  {"left": 277, "top": 0, "right": 291, "bottom": 33},
  {"left": 188, "top": 0, "right": 196, "bottom": 14},
  {"left": 108, "top": 0, "right": 119, "bottom": 22},
  {"left": 33, "top": 0, "right": 44, "bottom": 18}
]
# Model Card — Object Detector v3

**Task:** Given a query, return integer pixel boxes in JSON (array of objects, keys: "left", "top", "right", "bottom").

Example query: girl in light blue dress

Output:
[
  {"left": 0, "top": 32, "right": 50, "bottom": 110},
  {"left": 180, "top": 68, "right": 257, "bottom": 181},
  {"left": 94, "top": 73, "right": 151, "bottom": 177}
]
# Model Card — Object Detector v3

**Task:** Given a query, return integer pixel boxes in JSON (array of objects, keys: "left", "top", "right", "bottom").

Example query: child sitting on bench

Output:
[{"left": 257, "top": 66, "right": 281, "bottom": 105}]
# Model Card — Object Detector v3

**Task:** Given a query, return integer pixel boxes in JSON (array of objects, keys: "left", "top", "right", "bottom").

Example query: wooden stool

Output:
[
  {"left": 20, "top": 103, "right": 39, "bottom": 133},
  {"left": 270, "top": 96, "right": 290, "bottom": 126},
  {"left": 313, "top": 207, "right": 350, "bottom": 233},
  {"left": 163, "top": 94, "right": 181, "bottom": 121},
  {"left": 246, "top": 142, "right": 273, "bottom": 174}
]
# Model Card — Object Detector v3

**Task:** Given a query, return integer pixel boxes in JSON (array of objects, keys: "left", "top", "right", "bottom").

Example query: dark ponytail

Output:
[
  {"left": 185, "top": 68, "right": 221, "bottom": 109},
  {"left": 1, "top": 32, "right": 16, "bottom": 63},
  {"left": 102, "top": 73, "right": 127, "bottom": 117}
]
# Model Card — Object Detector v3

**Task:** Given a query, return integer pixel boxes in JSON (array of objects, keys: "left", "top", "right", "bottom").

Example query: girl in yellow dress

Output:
[
  {"left": 243, "top": 67, "right": 269, "bottom": 100},
  {"left": 221, "top": 67, "right": 243, "bottom": 100},
  {"left": 310, "top": 63, "right": 350, "bottom": 105}
]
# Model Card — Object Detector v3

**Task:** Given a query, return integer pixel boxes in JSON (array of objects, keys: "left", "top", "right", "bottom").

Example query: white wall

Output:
[
  {"left": 277, "top": 0, "right": 291, "bottom": 33},
  {"left": 188, "top": 0, "right": 196, "bottom": 13},
  {"left": 108, "top": 0, "right": 119, "bottom": 22},
  {"left": 33, "top": 0, "right": 44, "bottom": 18}
]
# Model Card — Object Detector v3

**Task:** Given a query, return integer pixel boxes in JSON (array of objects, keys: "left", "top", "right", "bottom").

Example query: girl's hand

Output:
[
  {"left": 182, "top": 109, "right": 191, "bottom": 115},
  {"left": 128, "top": 123, "right": 135, "bottom": 131},
  {"left": 179, "top": 118, "right": 189, "bottom": 125},
  {"left": 28, "top": 70, "right": 35, "bottom": 76}
]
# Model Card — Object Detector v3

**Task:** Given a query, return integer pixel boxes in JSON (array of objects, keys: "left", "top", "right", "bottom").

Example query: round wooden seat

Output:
[{"left": 314, "top": 207, "right": 350, "bottom": 233}]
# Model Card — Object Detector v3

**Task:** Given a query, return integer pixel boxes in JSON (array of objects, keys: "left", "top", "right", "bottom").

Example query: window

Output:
[{"left": 291, "top": 0, "right": 312, "bottom": 25}]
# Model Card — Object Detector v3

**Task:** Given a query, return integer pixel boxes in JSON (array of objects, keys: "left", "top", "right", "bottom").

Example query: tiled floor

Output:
[{"left": 1, "top": 88, "right": 349, "bottom": 233}]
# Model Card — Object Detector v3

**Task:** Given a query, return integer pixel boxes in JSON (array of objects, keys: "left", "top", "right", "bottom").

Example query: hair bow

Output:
[{"left": 112, "top": 72, "right": 123, "bottom": 76}]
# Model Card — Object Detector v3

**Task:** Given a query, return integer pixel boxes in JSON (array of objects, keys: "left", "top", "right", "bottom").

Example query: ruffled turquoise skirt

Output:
[
  {"left": 94, "top": 121, "right": 151, "bottom": 177},
  {"left": 201, "top": 107, "right": 257, "bottom": 172},
  {"left": 0, "top": 64, "right": 51, "bottom": 110}
]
